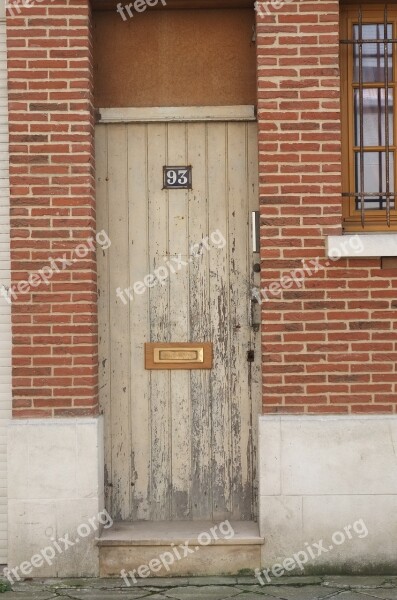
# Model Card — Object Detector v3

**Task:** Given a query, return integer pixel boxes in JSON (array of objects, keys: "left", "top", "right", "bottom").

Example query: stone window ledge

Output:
[{"left": 326, "top": 234, "right": 397, "bottom": 258}]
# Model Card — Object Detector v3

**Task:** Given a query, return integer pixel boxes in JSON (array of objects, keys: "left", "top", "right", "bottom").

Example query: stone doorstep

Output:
[
  {"left": 96, "top": 520, "right": 264, "bottom": 547},
  {"left": 97, "top": 521, "right": 264, "bottom": 578}
]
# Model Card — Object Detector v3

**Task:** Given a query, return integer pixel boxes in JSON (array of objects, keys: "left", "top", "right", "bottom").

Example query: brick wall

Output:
[
  {"left": 256, "top": 0, "right": 397, "bottom": 414},
  {"left": 6, "top": 0, "right": 397, "bottom": 418},
  {"left": 6, "top": 0, "right": 98, "bottom": 417}
]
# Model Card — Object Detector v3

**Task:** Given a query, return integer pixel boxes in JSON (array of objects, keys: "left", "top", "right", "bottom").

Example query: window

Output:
[{"left": 340, "top": 5, "right": 397, "bottom": 231}]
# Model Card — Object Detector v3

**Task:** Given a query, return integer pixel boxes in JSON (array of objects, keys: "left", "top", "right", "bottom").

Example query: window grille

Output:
[{"left": 340, "top": 6, "right": 397, "bottom": 230}]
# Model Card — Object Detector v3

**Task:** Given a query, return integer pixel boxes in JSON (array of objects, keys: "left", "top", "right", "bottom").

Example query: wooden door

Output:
[{"left": 96, "top": 121, "right": 260, "bottom": 522}]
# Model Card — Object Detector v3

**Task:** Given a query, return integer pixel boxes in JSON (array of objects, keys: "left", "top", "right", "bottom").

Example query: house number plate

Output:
[{"left": 163, "top": 166, "right": 192, "bottom": 190}]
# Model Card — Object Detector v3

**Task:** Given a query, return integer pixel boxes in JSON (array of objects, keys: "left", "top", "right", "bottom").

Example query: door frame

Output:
[
  {"left": 97, "top": 106, "right": 256, "bottom": 124},
  {"left": 96, "top": 105, "right": 261, "bottom": 521}
]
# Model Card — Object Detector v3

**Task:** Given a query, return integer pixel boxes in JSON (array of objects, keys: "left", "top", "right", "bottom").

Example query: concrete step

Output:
[{"left": 97, "top": 520, "right": 264, "bottom": 578}]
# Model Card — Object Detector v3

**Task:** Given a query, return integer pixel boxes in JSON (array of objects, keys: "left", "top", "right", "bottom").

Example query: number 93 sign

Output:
[{"left": 163, "top": 166, "right": 192, "bottom": 190}]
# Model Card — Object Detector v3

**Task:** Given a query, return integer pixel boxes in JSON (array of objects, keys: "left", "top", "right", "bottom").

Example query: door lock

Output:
[{"left": 251, "top": 293, "right": 261, "bottom": 332}]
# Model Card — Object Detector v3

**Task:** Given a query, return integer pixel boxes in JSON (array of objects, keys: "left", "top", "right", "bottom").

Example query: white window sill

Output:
[{"left": 326, "top": 234, "right": 397, "bottom": 258}]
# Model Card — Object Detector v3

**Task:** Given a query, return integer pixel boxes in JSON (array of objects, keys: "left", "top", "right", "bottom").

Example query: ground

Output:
[{"left": 1, "top": 576, "right": 397, "bottom": 599}]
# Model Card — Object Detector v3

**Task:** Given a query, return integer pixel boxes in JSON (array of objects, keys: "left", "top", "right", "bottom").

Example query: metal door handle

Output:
[{"left": 251, "top": 291, "right": 261, "bottom": 332}]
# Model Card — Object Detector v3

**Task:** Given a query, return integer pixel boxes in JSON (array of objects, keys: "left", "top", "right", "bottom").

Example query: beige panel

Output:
[
  {"left": 207, "top": 123, "right": 232, "bottom": 520},
  {"left": 127, "top": 123, "right": 151, "bottom": 520},
  {"left": 107, "top": 126, "right": 132, "bottom": 520},
  {"left": 228, "top": 123, "right": 252, "bottom": 519},
  {"left": 97, "top": 120, "right": 259, "bottom": 521},
  {"left": 187, "top": 123, "right": 212, "bottom": 519},
  {"left": 147, "top": 124, "right": 171, "bottom": 520},
  {"left": 93, "top": 9, "right": 256, "bottom": 108},
  {"left": 167, "top": 123, "right": 191, "bottom": 519}
]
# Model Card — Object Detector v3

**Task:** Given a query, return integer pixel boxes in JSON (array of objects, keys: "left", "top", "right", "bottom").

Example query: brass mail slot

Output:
[
  {"left": 145, "top": 343, "right": 213, "bottom": 370},
  {"left": 155, "top": 348, "right": 204, "bottom": 363}
]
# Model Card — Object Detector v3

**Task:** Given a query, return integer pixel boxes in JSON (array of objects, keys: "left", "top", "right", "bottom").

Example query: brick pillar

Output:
[
  {"left": 7, "top": 0, "right": 98, "bottom": 417},
  {"left": 257, "top": 0, "right": 346, "bottom": 413}
]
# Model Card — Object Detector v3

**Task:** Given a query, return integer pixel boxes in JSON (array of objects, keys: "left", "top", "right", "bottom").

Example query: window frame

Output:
[{"left": 340, "top": 4, "right": 397, "bottom": 232}]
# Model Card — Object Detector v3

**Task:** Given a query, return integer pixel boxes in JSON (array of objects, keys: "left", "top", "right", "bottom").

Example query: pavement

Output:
[{"left": 1, "top": 576, "right": 397, "bottom": 600}]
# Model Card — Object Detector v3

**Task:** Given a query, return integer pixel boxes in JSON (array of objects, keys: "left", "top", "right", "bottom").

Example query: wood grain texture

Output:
[
  {"left": 97, "top": 121, "right": 260, "bottom": 521},
  {"left": 93, "top": 9, "right": 256, "bottom": 108}
]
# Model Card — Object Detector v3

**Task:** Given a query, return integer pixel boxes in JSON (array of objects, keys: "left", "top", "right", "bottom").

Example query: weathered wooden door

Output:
[{"left": 96, "top": 120, "right": 260, "bottom": 522}]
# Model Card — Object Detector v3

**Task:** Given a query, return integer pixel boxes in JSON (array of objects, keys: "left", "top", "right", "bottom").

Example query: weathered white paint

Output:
[
  {"left": 98, "top": 106, "right": 256, "bottom": 123},
  {"left": 96, "top": 121, "right": 261, "bottom": 522},
  {"left": 327, "top": 233, "right": 397, "bottom": 257},
  {"left": 7, "top": 418, "right": 104, "bottom": 577},
  {"left": 258, "top": 415, "right": 397, "bottom": 572},
  {"left": 0, "top": 0, "right": 11, "bottom": 564}
]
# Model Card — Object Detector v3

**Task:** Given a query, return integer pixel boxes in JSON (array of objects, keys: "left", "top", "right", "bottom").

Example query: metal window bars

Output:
[{"left": 340, "top": 5, "right": 396, "bottom": 227}]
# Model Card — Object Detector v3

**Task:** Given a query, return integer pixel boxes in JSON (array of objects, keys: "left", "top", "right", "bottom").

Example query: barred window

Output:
[{"left": 340, "top": 5, "right": 397, "bottom": 231}]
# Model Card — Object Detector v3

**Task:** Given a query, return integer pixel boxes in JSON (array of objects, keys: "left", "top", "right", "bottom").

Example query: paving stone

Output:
[
  {"left": 88, "top": 579, "right": 135, "bottom": 589},
  {"left": 233, "top": 594, "right": 283, "bottom": 600},
  {"left": 323, "top": 578, "right": 388, "bottom": 590},
  {"left": 257, "top": 585, "right": 339, "bottom": 600},
  {"left": 163, "top": 585, "right": 242, "bottom": 600},
  {"left": 357, "top": 590, "right": 397, "bottom": 600},
  {"left": 334, "top": 593, "right": 385, "bottom": 600},
  {"left": 236, "top": 586, "right": 288, "bottom": 595},
  {"left": 238, "top": 577, "right": 324, "bottom": 589},
  {"left": 275, "top": 577, "right": 324, "bottom": 586},
  {"left": 3, "top": 576, "right": 397, "bottom": 600},
  {"left": 8, "top": 581, "right": 50, "bottom": 592},
  {"left": 187, "top": 577, "right": 238, "bottom": 586},
  {"left": 236, "top": 585, "right": 274, "bottom": 598},
  {"left": 57, "top": 589, "right": 152, "bottom": 599},
  {"left": 0, "top": 593, "right": 57, "bottom": 600},
  {"left": 43, "top": 578, "right": 98, "bottom": 588},
  {"left": 131, "top": 578, "right": 189, "bottom": 588}
]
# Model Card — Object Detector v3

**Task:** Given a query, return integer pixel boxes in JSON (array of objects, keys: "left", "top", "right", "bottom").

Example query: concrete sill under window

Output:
[{"left": 327, "top": 234, "right": 397, "bottom": 258}]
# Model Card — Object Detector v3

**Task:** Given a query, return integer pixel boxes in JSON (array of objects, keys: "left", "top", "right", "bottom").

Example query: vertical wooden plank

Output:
[
  {"left": 107, "top": 125, "right": 132, "bottom": 520},
  {"left": 148, "top": 123, "right": 171, "bottom": 520},
  {"left": 248, "top": 122, "right": 261, "bottom": 519},
  {"left": 95, "top": 125, "right": 112, "bottom": 514},
  {"left": 207, "top": 123, "right": 232, "bottom": 520},
  {"left": 127, "top": 124, "right": 151, "bottom": 520},
  {"left": 188, "top": 123, "right": 212, "bottom": 519},
  {"left": 227, "top": 122, "right": 252, "bottom": 519},
  {"left": 167, "top": 123, "right": 191, "bottom": 519}
]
